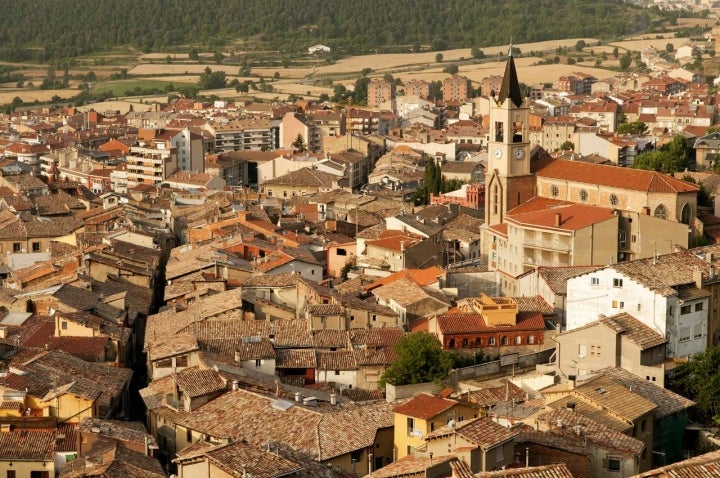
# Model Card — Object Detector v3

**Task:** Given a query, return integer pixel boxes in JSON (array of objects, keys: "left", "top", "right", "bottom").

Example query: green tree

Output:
[
  {"left": 291, "top": 133, "right": 307, "bottom": 152},
  {"left": 428, "top": 80, "right": 442, "bottom": 101},
  {"left": 633, "top": 135, "right": 691, "bottom": 173},
  {"left": 560, "top": 141, "right": 575, "bottom": 151},
  {"left": 444, "top": 64, "right": 459, "bottom": 74},
  {"left": 575, "top": 40, "right": 586, "bottom": 51},
  {"left": 617, "top": 121, "right": 648, "bottom": 135},
  {"left": 213, "top": 51, "right": 225, "bottom": 64},
  {"left": 613, "top": 46, "right": 619, "bottom": 59},
  {"left": 189, "top": 48, "right": 199, "bottom": 61},
  {"left": 673, "top": 346, "right": 720, "bottom": 423},
  {"left": 198, "top": 67, "right": 227, "bottom": 90},
  {"left": 379, "top": 332, "right": 455, "bottom": 388},
  {"left": 470, "top": 47, "right": 485, "bottom": 59},
  {"left": 666, "top": 43, "right": 674, "bottom": 52},
  {"left": 435, "top": 53, "right": 444, "bottom": 63},
  {"left": 619, "top": 52, "right": 632, "bottom": 70}
]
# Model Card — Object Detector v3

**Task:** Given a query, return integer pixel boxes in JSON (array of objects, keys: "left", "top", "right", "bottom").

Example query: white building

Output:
[{"left": 566, "top": 250, "right": 710, "bottom": 359}]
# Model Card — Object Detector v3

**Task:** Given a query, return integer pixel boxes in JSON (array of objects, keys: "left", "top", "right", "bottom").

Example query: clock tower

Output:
[{"left": 484, "top": 47, "right": 534, "bottom": 227}]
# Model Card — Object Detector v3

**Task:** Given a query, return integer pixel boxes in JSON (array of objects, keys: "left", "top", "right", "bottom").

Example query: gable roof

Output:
[
  {"left": 507, "top": 203, "right": 617, "bottom": 232},
  {"left": 536, "top": 158, "right": 698, "bottom": 193},
  {"left": 425, "top": 417, "right": 518, "bottom": 449},
  {"left": 393, "top": 393, "right": 457, "bottom": 420}
]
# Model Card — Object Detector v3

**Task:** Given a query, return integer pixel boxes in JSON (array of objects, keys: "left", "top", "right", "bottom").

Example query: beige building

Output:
[
  {"left": 367, "top": 78, "right": 396, "bottom": 107},
  {"left": 554, "top": 313, "right": 668, "bottom": 386},
  {"left": 443, "top": 75, "right": 472, "bottom": 102}
]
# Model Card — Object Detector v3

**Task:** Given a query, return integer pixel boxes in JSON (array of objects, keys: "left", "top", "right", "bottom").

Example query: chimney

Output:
[
  {"left": 642, "top": 206, "right": 650, "bottom": 215},
  {"left": 400, "top": 240, "right": 405, "bottom": 252},
  {"left": 234, "top": 350, "right": 241, "bottom": 363},
  {"left": 330, "top": 393, "right": 337, "bottom": 405},
  {"left": 568, "top": 374, "right": 576, "bottom": 389},
  {"left": 554, "top": 213, "right": 561, "bottom": 227},
  {"left": 295, "top": 392, "right": 302, "bottom": 403},
  {"left": 694, "top": 267, "right": 703, "bottom": 289},
  {"left": 0, "top": 326, "right": 6, "bottom": 339},
  {"left": 232, "top": 380, "right": 239, "bottom": 391}
]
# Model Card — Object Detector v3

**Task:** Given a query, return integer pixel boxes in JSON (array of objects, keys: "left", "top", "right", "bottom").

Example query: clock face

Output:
[
  {"left": 514, "top": 148, "right": 524, "bottom": 159},
  {"left": 494, "top": 148, "right": 502, "bottom": 159}
]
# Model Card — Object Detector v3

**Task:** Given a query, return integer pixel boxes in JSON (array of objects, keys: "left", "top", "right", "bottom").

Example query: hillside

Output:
[{"left": 0, "top": 0, "right": 671, "bottom": 62}]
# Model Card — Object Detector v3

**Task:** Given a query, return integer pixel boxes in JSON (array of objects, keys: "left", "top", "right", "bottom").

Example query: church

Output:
[{"left": 482, "top": 49, "right": 698, "bottom": 296}]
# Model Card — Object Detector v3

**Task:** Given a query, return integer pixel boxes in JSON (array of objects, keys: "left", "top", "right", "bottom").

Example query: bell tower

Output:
[{"left": 484, "top": 47, "right": 533, "bottom": 227}]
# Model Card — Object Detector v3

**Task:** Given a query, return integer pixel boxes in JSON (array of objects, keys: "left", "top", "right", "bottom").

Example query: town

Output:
[{"left": 4, "top": 2, "right": 720, "bottom": 478}]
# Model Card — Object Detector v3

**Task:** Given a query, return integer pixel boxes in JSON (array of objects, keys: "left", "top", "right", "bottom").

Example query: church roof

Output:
[
  {"left": 536, "top": 159, "right": 698, "bottom": 193},
  {"left": 497, "top": 49, "right": 523, "bottom": 108}
]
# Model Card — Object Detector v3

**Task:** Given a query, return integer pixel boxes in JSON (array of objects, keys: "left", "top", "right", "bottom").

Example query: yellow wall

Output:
[
  {"left": 0, "top": 460, "right": 54, "bottom": 477},
  {"left": 394, "top": 404, "right": 479, "bottom": 459},
  {"left": 56, "top": 316, "right": 95, "bottom": 337}
]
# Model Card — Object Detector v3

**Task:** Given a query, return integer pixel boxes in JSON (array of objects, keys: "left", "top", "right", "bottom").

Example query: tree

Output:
[
  {"left": 613, "top": 46, "right": 619, "bottom": 59},
  {"left": 619, "top": 52, "right": 632, "bottom": 70},
  {"left": 291, "top": 133, "right": 307, "bottom": 152},
  {"left": 575, "top": 40, "right": 586, "bottom": 51},
  {"left": 560, "top": 141, "right": 575, "bottom": 151},
  {"left": 470, "top": 47, "right": 485, "bottom": 59},
  {"left": 435, "top": 53, "right": 443, "bottom": 63},
  {"left": 189, "top": 48, "right": 199, "bottom": 61},
  {"left": 443, "top": 64, "right": 459, "bottom": 75},
  {"left": 633, "top": 135, "right": 691, "bottom": 173},
  {"left": 213, "top": 51, "right": 225, "bottom": 64},
  {"left": 379, "top": 332, "right": 455, "bottom": 388},
  {"left": 198, "top": 67, "right": 227, "bottom": 90},
  {"left": 666, "top": 43, "right": 674, "bottom": 52},
  {"left": 617, "top": 121, "right": 648, "bottom": 135},
  {"left": 673, "top": 346, "right": 720, "bottom": 423}
]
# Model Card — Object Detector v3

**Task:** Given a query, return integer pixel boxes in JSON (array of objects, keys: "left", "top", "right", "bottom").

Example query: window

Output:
[
  {"left": 186, "top": 428, "right": 192, "bottom": 443},
  {"left": 515, "top": 336, "right": 522, "bottom": 345},
  {"left": 489, "top": 337, "right": 496, "bottom": 346},
  {"left": 641, "top": 419, "right": 646, "bottom": 433},
  {"left": 337, "top": 248, "right": 347, "bottom": 256},
  {"left": 551, "top": 185, "right": 559, "bottom": 197},
  {"left": 681, "top": 305, "right": 692, "bottom": 315},
  {"left": 7, "top": 471, "right": 16, "bottom": 478},
  {"left": 156, "top": 359, "right": 172, "bottom": 368},
  {"left": 609, "top": 194, "right": 618, "bottom": 206},
  {"left": 255, "top": 359, "right": 262, "bottom": 367},
  {"left": 407, "top": 417, "right": 415, "bottom": 436},
  {"left": 335, "top": 370, "right": 340, "bottom": 375},
  {"left": 654, "top": 204, "right": 667, "bottom": 220},
  {"left": 501, "top": 336, "right": 508, "bottom": 345},
  {"left": 32, "top": 242, "right": 40, "bottom": 252},
  {"left": 591, "top": 277, "right": 600, "bottom": 286},
  {"left": 175, "top": 355, "right": 188, "bottom": 367},
  {"left": 528, "top": 335, "right": 535, "bottom": 344},
  {"left": 61, "top": 321, "right": 68, "bottom": 330},
  {"left": 608, "top": 458, "right": 621, "bottom": 472},
  {"left": 30, "top": 472, "right": 50, "bottom": 478},
  {"left": 618, "top": 231, "right": 627, "bottom": 249},
  {"left": 695, "top": 303, "right": 704, "bottom": 312},
  {"left": 579, "top": 189, "right": 588, "bottom": 202},
  {"left": 681, "top": 203, "right": 691, "bottom": 225},
  {"left": 12, "top": 243, "right": 20, "bottom": 253},
  {"left": 613, "top": 278, "right": 623, "bottom": 288},
  {"left": 578, "top": 344, "right": 587, "bottom": 358}
]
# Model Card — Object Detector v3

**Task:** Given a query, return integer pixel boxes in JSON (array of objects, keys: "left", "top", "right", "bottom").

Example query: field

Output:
[{"left": 0, "top": 21, "right": 712, "bottom": 106}]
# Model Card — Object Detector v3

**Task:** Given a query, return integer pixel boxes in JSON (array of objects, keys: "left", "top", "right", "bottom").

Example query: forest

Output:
[{"left": 0, "top": 0, "right": 675, "bottom": 62}]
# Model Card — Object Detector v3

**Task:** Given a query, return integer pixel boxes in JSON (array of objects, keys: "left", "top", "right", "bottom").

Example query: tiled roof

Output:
[
  {"left": 241, "top": 272, "right": 300, "bottom": 288},
  {"left": 79, "top": 418, "right": 156, "bottom": 448},
  {"left": 368, "top": 454, "right": 457, "bottom": 478},
  {"left": 263, "top": 167, "right": 338, "bottom": 188},
  {"left": 316, "top": 350, "right": 357, "bottom": 371},
  {"left": 313, "top": 329, "right": 349, "bottom": 349},
  {"left": 147, "top": 333, "right": 199, "bottom": 360},
  {"left": 538, "top": 266, "right": 604, "bottom": 294},
  {"left": 307, "top": 303, "right": 345, "bottom": 316},
  {"left": 599, "top": 367, "right": 694, "bottom": 418},
  {"left": 536, "top": 158, "right": 698, "bottom": 193},
  {"left": 372, "top": 278, "right": 450, "bottom": 308},
  {"left": 633, "top": 448, "right": 720, "bottom": 477},
  {"left": 175, "top": 368, "right": 226, "bottom": 398},
  {"left": 477, "top": 464, "right": 574, "bottom": 478},
  {"left": 516, "top": 426, "right": 591, "bottom": 457},
  {"left": 201, "top": 337, "right": 276, "bottom": 360},
  {"left": 60, "top": 445, "right": 166, "bottom": 478},
  {"left": 514, "top": 295, "right": 555, "bottom": 315},
  {"left": 182, "top": 318, "right": 314, "bottom": 348},
  {"left": 364, "top": 267, "right": 444, "bottom": 291},
  {"left": 437, "top": 311, "right": 545, "bottom": 334},
  {"left": 610, "top": 250, "right": 710, "bottom": 297},
  {"left": 425, "top": 417, "right": 518, "bottom": 449},
  {"left": 537, "top": 408, "right": 645, "bottom": 455},
  {"left": 462, "top": 379, "right": 526, "bottom": 408},
  {"left": 507, "top": 203, "right": 616, "bottom": 231},
  {"left": 0, "top": 429, "right": 55, "bottom": 460},
  {"left": 573, "top": 375, "right": 657, "bottom": 422},
  {"left": 275, "top": 349, "right": 317, "bottom": 368},
  {"left": 393, "top": 393, "right": 457, "bottom": 420},
  {"left": 600, "top": 313, "right": 668, "bottom": 349},
  {"left": 204, "top": 440, "right": 302, "bottom": 478}
]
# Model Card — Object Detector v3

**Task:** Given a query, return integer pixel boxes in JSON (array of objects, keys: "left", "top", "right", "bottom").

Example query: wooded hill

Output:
[{"left": 0, "top": 0, "right": 674, "bottom": 62}]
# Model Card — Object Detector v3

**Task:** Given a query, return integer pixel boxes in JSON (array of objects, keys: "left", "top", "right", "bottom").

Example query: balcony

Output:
[{"left": 522, "top": 238, "right": 571, "bottom": 253}]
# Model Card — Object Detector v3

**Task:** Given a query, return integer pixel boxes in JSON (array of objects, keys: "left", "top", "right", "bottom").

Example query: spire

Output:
[{"left": 497, "top": 45, "right": 523, "bottom": 108}]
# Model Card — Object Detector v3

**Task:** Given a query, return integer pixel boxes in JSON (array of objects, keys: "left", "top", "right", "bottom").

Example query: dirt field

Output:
[
  {"left": 609, "top": 38, "right": 696, "bottom": 52},
  {"left": 77, "top": 100, "right": 156, "bottom": 114},
  {"left": 0, "top": 89, "right": 71, "bottom": 104}
]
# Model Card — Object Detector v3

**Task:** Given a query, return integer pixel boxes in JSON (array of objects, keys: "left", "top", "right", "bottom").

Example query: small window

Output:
[
  {"left": 608, "top": 458, "right": 621, "bottom": 472},
  {"left": 186, "top": 428, "right": 192, "bottom": 443},
  {"left": 610, "top": 194, "right": 619, "bottom": 206},
  {"left": 175, "top": 355, "right": 188, "bottom": 367},
  {"left": 551, "top": 185, "right": 559, "bottom": 197},
  {"left": 12, "top": 243, "right": 20, "bottom": 253},
  {"left": 255, "top": 359, "right": 262, "bottom": 367},
  {"left": 61, "top": 321, "right": 68, "bottom": 330},
  {"left": 613, "top": 278, "right": 623, "bottom": 288},
  {"left": 681, "top": 305, "right": 692, "bottom": 315},
  {"left": 32, "top": 242, "right": 41, "bottom": 252},
  {"left": 528, "top": 335, "right": 535, "bottom": 344},
  {"left": 489, "top": 337, "right": 496, "bottom": 346},
  {"left": 515, "top": 336, "right": 522, "bottom": 345},
  {"left": 337, "top": 248, "right": 347, "bottom": 256},
  {"left": 579, "top": 189, "right": 588, "bottom": 202},
  {"left": 334, "top": 370, "right": 340, "bottom": 375},
  {"left": 695, "top": 303, "right": 704, "bottom": 312},
  {"left": 372, "top": 314, "right": 377, "bottom": 322},
  {"left": 591, "top": 277, "right": 600, "bottom": 286},
  {"left": 501, "top": 336, "right": 508, "bottom": 345}
]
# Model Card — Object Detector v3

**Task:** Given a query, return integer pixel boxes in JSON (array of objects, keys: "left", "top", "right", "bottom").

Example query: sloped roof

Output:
[{"left": 393, "top": 393, "right": 457, "bottom": 420}]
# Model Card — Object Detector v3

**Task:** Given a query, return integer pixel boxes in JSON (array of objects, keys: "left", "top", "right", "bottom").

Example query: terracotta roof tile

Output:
[
  {"left": 425, "top": 417, "right": 518, "bottom": 449},
  {"left": 393, "top": 393, "right": 457, "bottom": 420}
]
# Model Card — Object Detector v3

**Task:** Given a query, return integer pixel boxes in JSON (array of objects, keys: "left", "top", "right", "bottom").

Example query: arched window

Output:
[
  {"left": 475, "top": 338, "right": 482, "bottom": 347},
  {"left": 681, "top": 203, "right": 691, "bottom": 225},
  {"left": 489, "top": 337, "right": 496, "bottom": 346},
  {"left": 515, "top": 336, "right": 522, "bottom": 345},
  {"left": 528, "top": 335, "right": 535, "bottom": 344},
  {"left": 579, "top": 189, "right": 588, "bottom": 202},
  {"left": 501, "top": 336, "right": 508, "bottom": 346},
  {"left": 654, "top": 204, "right": 667, "bottom": 220},
  {"left": 448, "top": 339, "right": 456, "bottom": 348},
  {"left": 609, "top": 194, "right": 619, "bottom": 206},
  {"left": 462, "top": 338, "right": 469, "bottom": 348},
  {"left": 493, "top": 185, "right": 499, "bottom": 215}
]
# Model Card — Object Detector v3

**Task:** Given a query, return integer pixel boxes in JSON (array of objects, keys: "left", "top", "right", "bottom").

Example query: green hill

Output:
[{"left": 0, "top": 0, "right": 673, "bottom": 62}]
